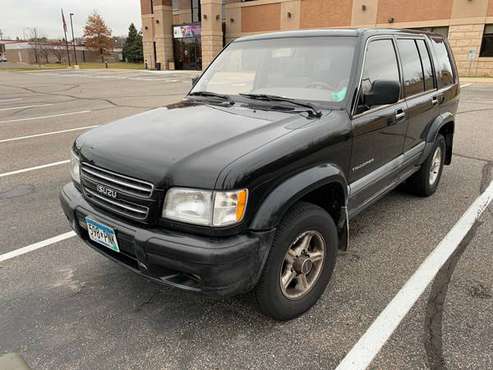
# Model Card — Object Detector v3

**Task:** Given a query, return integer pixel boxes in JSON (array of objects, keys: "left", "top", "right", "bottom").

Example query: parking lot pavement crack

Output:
[
  {"left": 424, "top": 220, "right": 482, "bottom": 370},
  {"left": 0, "top": 82, "right": 153, "bottom": 110},
  {"left": 424, "top": 159, "right": 492, "bottom": 370},
  {"left": 134, "top": 290, "right": 160, "bottom": 312},
  {"left": 456, "top": 107, "right": 493, "bottom": 115},
  {"left": 480, "top": 162, "right": 493, "bottom": 194},
  {"left": 453, "top": 152, "right": 490, "bottom": 163},
  {"left": 0, "top": 184, "right": 35, "bottom": 200}
]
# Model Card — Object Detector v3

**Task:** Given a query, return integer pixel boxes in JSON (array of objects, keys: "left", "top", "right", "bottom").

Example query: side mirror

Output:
[
  {"left": 192, "top": 77, "right": 199, "bottom": 86},
  {"left": 363, "top": 80, "right": 400, "bottom": 107}
]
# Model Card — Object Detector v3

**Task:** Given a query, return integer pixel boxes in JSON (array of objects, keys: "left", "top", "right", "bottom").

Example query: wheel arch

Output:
[
  {"left": 249, "top": 164, "right": 349, "bottom": 249},
  {"left": 421, "top": 113, "right": 455, "bottom": 165}
]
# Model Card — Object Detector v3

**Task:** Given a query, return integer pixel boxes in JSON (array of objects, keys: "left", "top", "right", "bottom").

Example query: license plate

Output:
[{"left": 85, "top": 217, "right": 120, "bottom": 252}]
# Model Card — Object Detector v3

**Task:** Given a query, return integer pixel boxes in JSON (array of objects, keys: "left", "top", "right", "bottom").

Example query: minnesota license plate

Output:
[{"left": 85, "top": 217, "right": 120, "bottom": 252}]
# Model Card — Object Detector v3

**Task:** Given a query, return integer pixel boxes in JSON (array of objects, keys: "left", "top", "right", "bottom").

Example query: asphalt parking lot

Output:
[{"left": 0, "top": 69, "right": 492, "bottom": 370}]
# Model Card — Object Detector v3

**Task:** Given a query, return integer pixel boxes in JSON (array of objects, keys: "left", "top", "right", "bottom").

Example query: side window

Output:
[
  {"left": 397, "top": 39, "right": 425, "bottom": 97},
  {"left": 357, "top": 39, "right": 400, "bottom": 113},
  {"left": 431, "top": 37, "right": 454, "bottom": 88},
  {"left": 416, "top": 40, "right": 435, "bottom": 91}
]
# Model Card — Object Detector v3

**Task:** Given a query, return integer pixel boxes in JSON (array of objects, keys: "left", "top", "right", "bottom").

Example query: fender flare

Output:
[
  {"left": 249, "top": 164, "right": 348, "bottom": 231},
  {"left": 419, "top": 112, "right": 455, "bottom": 164}
]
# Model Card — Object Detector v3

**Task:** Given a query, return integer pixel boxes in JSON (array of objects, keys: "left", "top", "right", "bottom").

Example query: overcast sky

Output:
[{"left": 0, "top": 0, "right": 141, "bottom": 40}]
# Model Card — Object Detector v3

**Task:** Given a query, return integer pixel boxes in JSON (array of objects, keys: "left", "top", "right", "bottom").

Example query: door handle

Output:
[
  {"left": 395, "top": 110, "right": 406, "bottom": 121},
  {"left": 388, "top": 109, "right": 406, "bottom": 126},
  {"left": 431, "top": 96, "right": 439, "bottom": 105}
]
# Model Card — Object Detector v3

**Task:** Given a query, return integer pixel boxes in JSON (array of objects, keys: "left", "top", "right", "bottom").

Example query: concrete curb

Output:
[{"left": 460, "top": 77, "right": 493, "bottom": 84}]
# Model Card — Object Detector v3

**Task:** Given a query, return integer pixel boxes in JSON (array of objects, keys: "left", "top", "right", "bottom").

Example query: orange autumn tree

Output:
[{"left": 83, "top": 11, "right": 113, "bottom": 63}]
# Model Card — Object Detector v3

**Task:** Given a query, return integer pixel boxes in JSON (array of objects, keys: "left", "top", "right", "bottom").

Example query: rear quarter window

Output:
[
  {"left": 430, "top": 37, "right": 455, "bottom": 88},
  {"left": 416, "top": 40, "right": 435, "bottom": 91}
]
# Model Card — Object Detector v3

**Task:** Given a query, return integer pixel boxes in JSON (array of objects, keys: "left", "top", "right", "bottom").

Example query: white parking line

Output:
[
  {"left": 129, "top": 77, "right": 179, "bottom": 82},
  {"left": 0, "top": 110, "right": 91, "bottom": 124},
  {"left": 0, "top": 160, "right": 70, "bottom": 178},
  {"left": 0, "top": 104, "right": 53, "bottom": 111},
  {"left": 0, "top": 98, "right": 23, "bottom": 104},
  {"left": 0, "top": 232, "right": 76, "bottom": 263},
  {"left": 0, "top": 125, "right": 99, "bottom": 143},
  {"left": 336, "top": 180, "right": 493, "bottom": 370},
  {"left": 461, "top": 83, "right": 472, "bottom": 88}
]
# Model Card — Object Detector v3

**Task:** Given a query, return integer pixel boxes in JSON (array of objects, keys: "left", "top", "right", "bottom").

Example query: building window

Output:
[
  {"left": 480, "top": 25, "right": 493, "bottom": 57},
  {"left": 191, "top": 0, "right": 201, "bottom": 23},
  {"left": 411, "top": 26, "right": 449, "bottom": 39}
]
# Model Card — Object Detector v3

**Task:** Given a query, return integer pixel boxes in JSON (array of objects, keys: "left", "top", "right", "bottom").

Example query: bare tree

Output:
[
  {"left": 38, "top": 43, "right": 51, "bottom": 64},
  {"left": 50, "top": 41, "right": 66, "bottom": 64},
  {"left": 25, "top": 27, "right": 47, "bottom": 65},
  {"left": 0, "top": 29, "right": 4, "bottom": 40}
]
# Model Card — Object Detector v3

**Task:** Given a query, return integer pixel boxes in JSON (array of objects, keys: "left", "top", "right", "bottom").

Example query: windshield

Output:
[{"left": 191, "top": 36, "right": 356, "bottom": 104}]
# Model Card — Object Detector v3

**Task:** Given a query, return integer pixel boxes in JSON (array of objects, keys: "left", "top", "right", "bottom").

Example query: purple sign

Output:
[{"left": 173, "top": 24, "right": 201, "bottom": 39}]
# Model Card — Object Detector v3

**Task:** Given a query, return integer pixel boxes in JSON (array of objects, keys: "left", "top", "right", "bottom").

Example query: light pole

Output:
[{"left": 69, "top": 12, "right": 78, "bottom": 65}]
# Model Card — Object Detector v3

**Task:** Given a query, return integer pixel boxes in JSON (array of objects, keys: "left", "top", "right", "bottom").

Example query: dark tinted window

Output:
[
  {"left": 479, "top": 24, "right": 493, "bottom": 57},
  {"left": 416, "top": 40, "right": 434, "bottom": 91},
  {"left": 411, "top": 27, "right": 449, "bottom": 38},
  {"left": 358, "top": 39, "right": 400, "bottom": 112},
  {"left": 431, "top": 38, "right": 454, "bottom": 88},
  {"left": 397, "top": 39, "right": 425, "bottom": 97},
  {"left": 191, "top": 0, "right": 201, "bottom": 23}
]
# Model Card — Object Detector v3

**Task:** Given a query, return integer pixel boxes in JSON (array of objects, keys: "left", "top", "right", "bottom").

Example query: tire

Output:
[
  {"left": 406, "top": 134, "right": 446, "bottom": 197},
  {"left": 255, "top": 202, "right": 338, "bottom": 321}
]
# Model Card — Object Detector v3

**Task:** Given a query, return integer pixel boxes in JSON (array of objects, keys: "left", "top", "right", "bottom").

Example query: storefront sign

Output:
[{"left": 173, "top": 24, "right": 201, "bottom": 39}]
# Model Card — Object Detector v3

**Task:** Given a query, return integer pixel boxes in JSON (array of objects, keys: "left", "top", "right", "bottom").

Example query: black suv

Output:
[{"left": 60, "top": 29, "right": 459, "bottom": 320}]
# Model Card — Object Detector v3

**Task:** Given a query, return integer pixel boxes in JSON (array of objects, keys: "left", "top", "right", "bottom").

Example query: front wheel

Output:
[{"left": 255, "top": 202, "right": 338, "bottom": 321}]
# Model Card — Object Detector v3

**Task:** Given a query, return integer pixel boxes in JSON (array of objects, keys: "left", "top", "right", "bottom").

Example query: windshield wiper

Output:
[
  {"left": 189, "top": 91, "right": 234, "bottom": 105},
  {"left": 239, "top": 93, "right": 322, "bottom": 118}
]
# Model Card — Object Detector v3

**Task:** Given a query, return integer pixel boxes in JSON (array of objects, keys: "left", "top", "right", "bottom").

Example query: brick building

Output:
[
  {"left": 141, "top": 0, "right": 493, "bottom": 76},
  {"left": 0, "top": 40, "right": 123, "bottom": 65}
]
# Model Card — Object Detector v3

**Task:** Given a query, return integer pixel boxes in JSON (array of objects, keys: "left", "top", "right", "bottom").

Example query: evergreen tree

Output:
[{"left": 122, "top": 23, "right": 143, "bottom": 63}]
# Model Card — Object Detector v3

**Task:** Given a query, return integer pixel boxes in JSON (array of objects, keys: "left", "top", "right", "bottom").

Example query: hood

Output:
[{"left": 76, "top": 100, "right": 314, "bottom": 189}]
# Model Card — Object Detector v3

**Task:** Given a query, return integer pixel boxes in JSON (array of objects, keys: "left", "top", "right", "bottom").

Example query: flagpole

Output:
[{"left": 61, "top": 9, "right": 71, "bottom": 66}]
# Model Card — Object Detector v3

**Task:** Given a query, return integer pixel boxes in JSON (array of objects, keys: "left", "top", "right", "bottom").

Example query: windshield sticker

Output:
[{"left": 331, "top": 87, "right": 347, "bottom": 102}]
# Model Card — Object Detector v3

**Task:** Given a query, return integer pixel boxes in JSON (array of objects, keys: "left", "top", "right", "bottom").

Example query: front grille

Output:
[
  {"left": 80, "top": 163, "right": 156, "bottom": 222},
  {"left": 81, "top": 163, "right": 154, "bottom": 198},
  {"left": 84, "top": 187, "right": 149, "bottom": 219}
]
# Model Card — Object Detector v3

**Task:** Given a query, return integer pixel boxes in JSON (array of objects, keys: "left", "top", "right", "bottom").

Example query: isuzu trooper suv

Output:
[{"left": 61, "top": 29, "right": 459, "bottom": 320}]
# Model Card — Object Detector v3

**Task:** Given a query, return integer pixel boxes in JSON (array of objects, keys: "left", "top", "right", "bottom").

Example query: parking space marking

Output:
[
  {"left": 0, "top": 231, "right": 75, "bottom": 263},
  {"left": 25, "top": 71, "right": 179, "bottom": 81},
  {"left": 0, "top": 160, "right": 69, "bottom": 178},
  {"left": 0, "top": 98, "right": 23, "bottom": 104},
  {"left": 336, "top": 181, "right": 493, "bottom": 370},
  {"left": 0, "top": 110, "right": 91, "bottom": 124},
  {"left": 129, "top": 77, "right": 180, "bottom": 82},
  {"left": 0, "top": 125, "right": 99, "bottom": 143},
  {"left": 0, "top": 104, "right": 53, "bottom": 111},
  {"left": 461, "top": 83, "right": 472, "bottom": 88}
]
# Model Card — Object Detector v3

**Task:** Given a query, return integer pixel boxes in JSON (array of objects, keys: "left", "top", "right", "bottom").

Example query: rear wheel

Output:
[
  {"left": 255, "top": 202, "right": 337, "bottom": 321},
  {"left": 406, "top": 134, "right": 446, "bottom": 197}
]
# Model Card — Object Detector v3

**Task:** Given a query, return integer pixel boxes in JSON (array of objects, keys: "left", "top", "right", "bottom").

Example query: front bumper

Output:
[{"left": 60, "top": 183, "right": 275, "bottom": 296}]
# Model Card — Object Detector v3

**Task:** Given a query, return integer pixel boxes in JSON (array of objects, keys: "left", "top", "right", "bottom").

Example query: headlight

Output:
[
  {"left": 162, "top": 188, "right": 248, "bottom": 226},
  {"left": 70, "top": 150, "right": 80, "bottom": 184}
]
